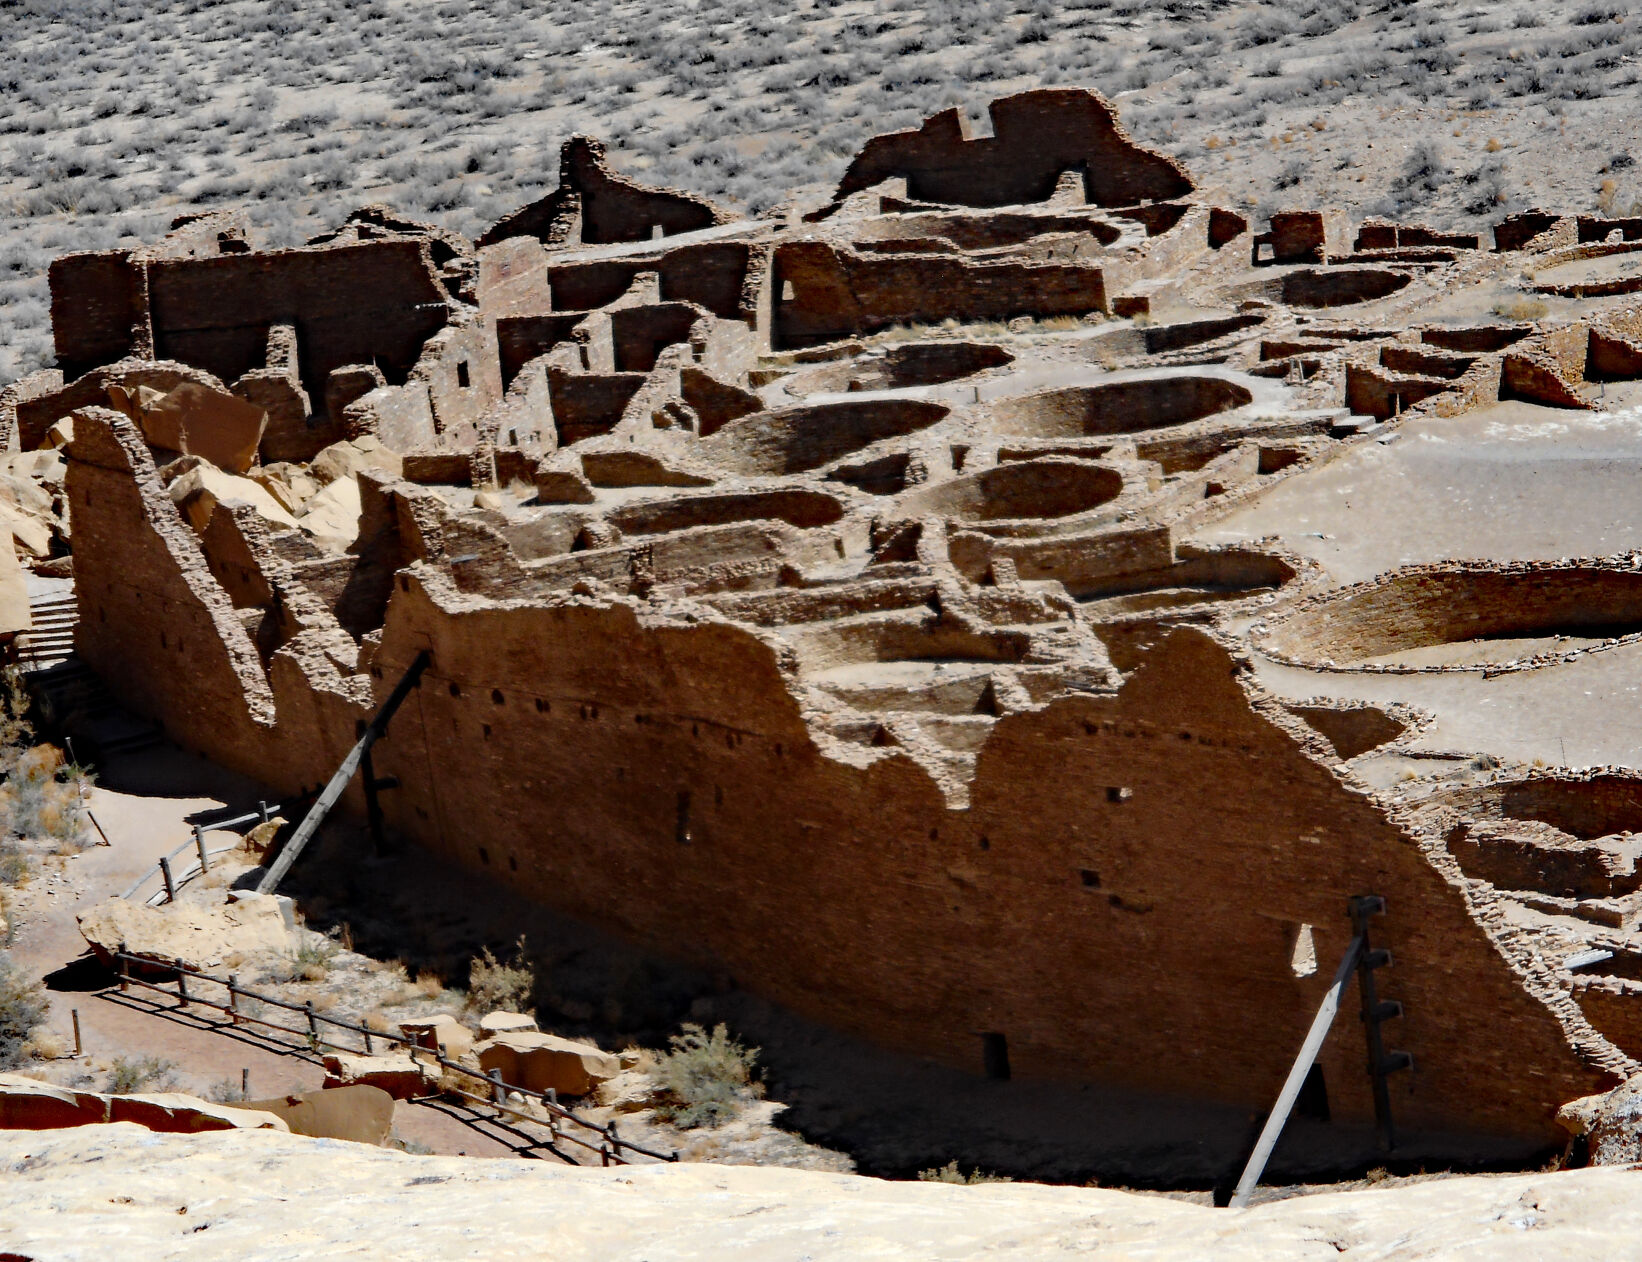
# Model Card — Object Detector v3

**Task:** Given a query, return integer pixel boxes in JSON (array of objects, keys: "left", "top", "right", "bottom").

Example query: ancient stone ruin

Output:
[{"left": 15, "top": 86, "right": 1642, "bottom": 1170}]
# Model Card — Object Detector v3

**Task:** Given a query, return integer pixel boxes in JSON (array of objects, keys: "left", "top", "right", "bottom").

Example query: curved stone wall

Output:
[
  {"left": 987, "top": 376, "right": 1252, "bottom": 439},
  {"left": 1257, "top": 562, "right": 1642, "bottom": 672}
]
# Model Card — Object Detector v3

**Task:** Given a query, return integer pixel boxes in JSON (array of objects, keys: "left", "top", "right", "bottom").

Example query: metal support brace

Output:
[
  {"left": 1230, "top": 894, "right": 1409, "bottom": 1209},
  {"left": 257, "top": 651, "right": 430, "bottom": 893},
  {"left": 1351, "top": 894, "right": 1412, "bottom": 1152},
  {"left": 362, "top": 748, "right": 402, "bottom": 858}
]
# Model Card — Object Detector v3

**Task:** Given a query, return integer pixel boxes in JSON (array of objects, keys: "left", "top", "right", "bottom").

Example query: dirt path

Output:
[{"left": 6, "top": 741, "right": 509, "bottom": 1157}]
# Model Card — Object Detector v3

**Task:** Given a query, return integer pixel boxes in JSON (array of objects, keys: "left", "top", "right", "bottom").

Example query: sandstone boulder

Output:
[
  {"left": 247, "top": 1084, "right": 395, "bottom": 1146},
  {"left": 78, "top": 892, "right": 294, "bottom": 971},
  {"left": 0, "top": 500, "right": 53, "bottom": 558},
  {"left": 240, "top": 815, "right": 287, "bottom": 860},
  {"left": 310, "top": 435, "right": 402, "bottom": 487},
  {"left": 132, "top": 381, "right": 268, "bottom": 475},
  {"left": 0, "top": 1073, "right": 286, "bottom": 1134},
  {"left": 0, "top": 536, "right": 31, "bottom": 638},
  {"left": 322, "top": 1052, "right": 437, "bottom": 1101},
  {"left": 1559, "top": 1073, "right": 1642, "bottom": 1165},
  {"left": 399, "top": 1013, "right": 475, "bottom": 1059},
  {"left": 0, "top": 448, "right": 65, "bottom": 487},
  {"left": 478, "top": 1011, "right": 539, "bottom": 1038},
  {"left": 169, "top": 463, "right": 301, "bottom": 534},
  {"left": 0, "top": 471, "right": 56, "bottom": 520},
  {"left": 474, "top": 1032, "right": 619, "bottom": 1097},
  {"left": 298, "top": 474, "right": 363, "bottom": 550},
  {"left": 251, "top": 463, "right": 320, "bottom": 514}
]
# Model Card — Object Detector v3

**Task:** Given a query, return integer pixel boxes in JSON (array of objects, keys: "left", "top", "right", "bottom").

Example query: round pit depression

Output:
[
  {"left": 988, "top": 375, "right": 1252, "bottom": 439},
  {"left": 608, "top": 488, "right": 846, "bottom": 535},
  {"left": 1258, "top": 564, "right": 1642, "bottom": 670},
  {"left": 896, "top": 457, "right": 1124, "bottom": 524},
  {"left": 1436, "top": 774, "right": 1642, "bottom": 841},
  {"left": 698, "top": 398, "right": 950, "bottom": 476},
  {"left": 788, "top": 341, "right": 1015, "bottom": 395},
  {"left": 1281, "top": 268, "right": 1412, "bottom": 308}
]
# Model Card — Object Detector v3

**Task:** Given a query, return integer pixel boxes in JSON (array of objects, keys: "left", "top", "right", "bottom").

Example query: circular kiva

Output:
[
  {"left": 894, "top": 456, "right": 1125, "bottom": 524},
  {"left": 1253, "top": 560, "right": 1642, "bottom": 674},
  {"left": 986, "top": 374, "right": 1252, "bottom": 438},
  {"left": 1431, "top": 772, "right": 1642, "bottom": 842}
]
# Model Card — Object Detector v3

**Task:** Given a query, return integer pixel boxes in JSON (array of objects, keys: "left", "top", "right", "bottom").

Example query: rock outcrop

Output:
[{"left": 4, "top": 1125, "right": 1642, "bottom": 1259}]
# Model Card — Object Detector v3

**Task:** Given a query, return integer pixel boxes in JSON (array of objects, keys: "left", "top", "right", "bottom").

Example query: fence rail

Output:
[
  {"left": 120, "top": 799, "right": 298, "bottom": 905},
  {"left": 110, "top": 949, "right": 675, "bottom": 1166}
]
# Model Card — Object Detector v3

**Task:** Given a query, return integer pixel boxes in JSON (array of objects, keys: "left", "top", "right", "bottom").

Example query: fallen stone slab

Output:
[
  {"left": 132, "top": 380, "right": 268, "bottom": 475},
  {"left": 168, "top": 460, "right": 301, "bottom": 533},
  {"left": 0, "top": 1073, "right": 286, "bottom": 1135},
  {"left": 322, "top": 1052, "right": 437, "bottom": 1101},
  {"left": 400, "top": 1013, "right": 475, "bottom": 1059},
  {"left": 78, "top": 892, "right": 295, "bottom": 971},
  {"left": 249, "top": 1084, "right": 394, "bottom": 1145},
  {"left": 477, "top": 1010, "right": 538, "bottom": 1038},
  {"left": 474, "top": 1032, "right": 619, "bottom": 1097}
]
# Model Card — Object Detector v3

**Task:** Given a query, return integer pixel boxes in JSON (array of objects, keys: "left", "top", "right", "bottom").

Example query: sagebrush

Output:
[
  {"left": 653, "top": 1022, "right": 760, "bottom": 1129},
  {"left": 103, "top": 1055, "right": 178, "bottom": 1094},
  {"left": 917, "top": 1160, "right": 1014, "bottom": 1185},
  {"left": 467, "top": 935, "right": 535, "bottom": 1016},
  {"left": 0, "top": 953, "right": 47, "bottom": 1069}
]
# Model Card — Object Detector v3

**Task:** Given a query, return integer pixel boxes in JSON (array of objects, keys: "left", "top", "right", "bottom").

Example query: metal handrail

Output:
[{"left": 110, "top": 949, "right": 675, "bottom": 1166}]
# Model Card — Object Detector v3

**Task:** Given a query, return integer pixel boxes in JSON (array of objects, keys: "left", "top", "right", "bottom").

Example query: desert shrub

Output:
[
  {"left": 392, "top": 1133, "right": 434, "bottom": 1154},
  {"left": 917, "top": 1160, "right": 1014, "bottom": 1184},
  {"left": 0, "top": 668, "right": 93, "bottom": 851},
  {"left": 466, "top": 936, "right": 534, "bottom": 1016},
  {"left": 1492, "top": 294, "right": 1549, "bottom": 321},
  {"left": 206, "top": 1078, "right": 246, "bottom": 1103},
  {"left": 653, "top": 1022, "right": 760, "bottom": 1129},
  {"left": 269, "top": 934, "right": 340, "bottom": 983},
  {"left": 103, "top": 1055, "right": 177, "bottom": 1094},
  {"left": 0, "top": 745, "right": 94, "bottom": 848},
  {"left": 0, "top": 954, "right": 46, "bottom": 1069}
]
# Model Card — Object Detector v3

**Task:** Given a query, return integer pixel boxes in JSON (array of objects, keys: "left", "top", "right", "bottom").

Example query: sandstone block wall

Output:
[
  {"left": 835, "top": 89, "right": 1194, "bottom": 209},
  {"left": 770, "top": 241, "right": 1107, "bottom": 348}
]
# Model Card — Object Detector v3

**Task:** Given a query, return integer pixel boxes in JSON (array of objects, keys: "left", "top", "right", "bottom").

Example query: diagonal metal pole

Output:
[
  {"left": 256, "top": 650, "right": 430, "bottom": 893},
  {"left": 1228, "top": 929, "right": 1366, "bottom": 1209}
]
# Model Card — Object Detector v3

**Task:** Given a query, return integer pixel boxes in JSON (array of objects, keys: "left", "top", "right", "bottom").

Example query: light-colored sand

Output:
[{"left": 1200, "top": 400, "right": 1642, "bottom": 585}]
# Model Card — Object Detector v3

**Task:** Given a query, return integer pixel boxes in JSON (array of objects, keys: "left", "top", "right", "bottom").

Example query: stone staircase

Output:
[
  {"left": 21, "top": 583, "right": 163, "bottom": 762},
  {"left": 17, "top": 588, "right": 77, "bottom": 672}
]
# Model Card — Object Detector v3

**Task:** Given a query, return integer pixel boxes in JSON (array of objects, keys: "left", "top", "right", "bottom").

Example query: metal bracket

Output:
[{"left": 1351, "top": 894, "right": 1409, "bottom": 1152}]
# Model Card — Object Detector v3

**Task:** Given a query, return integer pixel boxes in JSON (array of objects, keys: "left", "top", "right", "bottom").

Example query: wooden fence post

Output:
[
  {"left": 194, "top": 825, "right": 208, "bottom": 875},
  {"left": 159, "top": 856, "right": 176, "bottom": 903}
]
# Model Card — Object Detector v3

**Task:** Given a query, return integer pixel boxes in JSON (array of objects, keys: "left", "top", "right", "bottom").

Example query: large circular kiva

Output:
[{"left": 1255, "top": 561, "right": 1642, "bottom": 672}]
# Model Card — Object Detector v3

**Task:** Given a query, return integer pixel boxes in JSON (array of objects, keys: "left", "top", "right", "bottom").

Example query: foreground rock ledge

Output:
[{"left": 1, "top": 1126, "right": 1638, "bottom": 1260}]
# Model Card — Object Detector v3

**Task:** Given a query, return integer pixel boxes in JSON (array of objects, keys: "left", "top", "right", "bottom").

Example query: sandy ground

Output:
[{"left": 1199, "top": 398, "right": 1642, "bottom": 584}]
